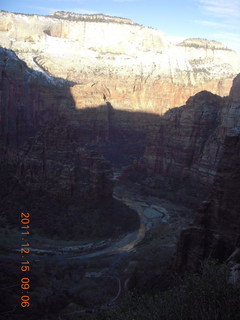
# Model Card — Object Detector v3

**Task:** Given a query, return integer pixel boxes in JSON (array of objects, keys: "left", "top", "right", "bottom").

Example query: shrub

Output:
[{"left": 102, "top": 261, "right": 240, "bottom": 320}]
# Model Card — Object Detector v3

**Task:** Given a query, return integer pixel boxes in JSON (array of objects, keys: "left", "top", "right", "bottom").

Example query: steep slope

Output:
[
  {"left": 0, "top": 47, "right": 74, "bottom": 152},
  {"left": 16, "top": 115, "right": 113, "bottom": 202},
  {"left": 174, "top": 74, "right": 240, "bottom": 271},
  {"left": 174, "top": 127, "right": 240, "bottom": 272},
  {"left": 1, "top": 10, "right": 240, "bottom": 114},
  {"left": 0, "top": 46, "right": 159, "bottom": 167},
  {"left": 141, "top": 74, "right": 240, "bottom": 200},
  {"left": 0, "top": 47, "right": 139, "bottom": 240}
]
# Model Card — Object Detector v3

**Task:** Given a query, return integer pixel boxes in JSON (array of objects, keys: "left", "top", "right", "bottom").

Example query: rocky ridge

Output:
[
  {"left": 51, "top": 11, "right": 135, "bottom": 25},
  {"left": 1, "top": 10, "right": 240, "bottom": 114},
  {"left": 177, "top": 38, "right": 231, "bottom": 50}
]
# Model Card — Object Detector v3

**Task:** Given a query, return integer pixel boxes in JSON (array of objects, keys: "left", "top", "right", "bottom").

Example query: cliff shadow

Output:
[{"left": 0, "top": 47, "right": 220, "bottom": 241}]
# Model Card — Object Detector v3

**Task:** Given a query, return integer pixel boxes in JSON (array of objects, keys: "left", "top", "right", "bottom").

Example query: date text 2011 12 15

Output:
[{"left": 20, "top": 212, "right": 31, "bottom": 308}]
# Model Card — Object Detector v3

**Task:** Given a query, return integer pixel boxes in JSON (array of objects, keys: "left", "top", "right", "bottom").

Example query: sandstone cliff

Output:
[
  {"left": 173, "top": 75, "right": 240, "bottom": 271},
  {"left": 16, "top": 115, "right": 113, "bottom": 203},
  {"left": 0, "top": 46, "right": 159, "bottom": 170},
  {"left": 1, "top": 45, "right": 239, "bottom": 207},
  {"left": 0, "top": 46, "right": 114, "bottom": 203},
  {"left": 0, "top": 47, "right": 140, "bottom": 240},
  {"left": 0, "top": 47, "right": 74, "bottom": 153},
  {"left": 141, "top": 74, "right": 240, "bottom": 195},
  {"left": 174, "top": 127, "right": 240, "bottom": 272},
  {"left": 1, "top": 10, "right": 240, "bottom": 114}
]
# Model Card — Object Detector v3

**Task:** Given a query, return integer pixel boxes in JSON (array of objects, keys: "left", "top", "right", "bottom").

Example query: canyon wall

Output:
[
  {"left": 0, "top": 47, "right": 113, "bottom": 204},
  {"left": 1, "top": 43, "right": 239, "bottom": 201},
  {"left": 1, "top": 10, "right": 240, "bottom": 114},
  {"left": 0, "top": 46, "right": 159, "bottom": 170},
  {"left": 0, "top": 47, "right": 74, "bottom": 152},
  {"left": 174, "top": 127, "right": 240, "bottom": 272},
  {"left": 0, "top": 47, "right": 141, "bottom": 239},
  {"left": 141, "top": 74, "right": 240, "bottom": 192},
  {"left": 17, "top": 116, "right": 113, "bottom": 203},
  {"left": 1, "top": 11, "right": 240, "bottom": 245},
  {"left": 174, "top": 74, "right": 240, "bottom": 271}
]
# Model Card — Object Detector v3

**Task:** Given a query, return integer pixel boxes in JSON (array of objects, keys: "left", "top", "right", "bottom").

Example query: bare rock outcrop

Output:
[
  {"left": 174, "top": 128, "right": 240, "bottom": 271},
  {"left": 0, "top": 47, "right": 139, "bottom": 239},
  {"left": 230, "top": 73, "right": 240, "bottom": 101},
  {"left": 17, "top": 116, "right": 113, "bottom": 203},
  {"left": 0, "top": 47, "right": 74, "bottom": 154},
  {"left": 141, "top": 74, "right": 240, "bottom": 193},
  {"left": 173, "top": 76, "right": 240, "bottom": 271},
  {"left": 177, "top": 38, "right": 231, "bottom": 50},
  {"left": 1, "top": 10, "right": 240, "bottom": 114},
  {"left": 142, "top": 91, "right": 222, "bottom": 185},
  {"left": 0, "top": 47, "right": 114, "bottom": 203},
  {"left": 51, "top": 11, "right": 135, "bottom": 25},
  {"left": 0, "top": 46, "right": 159, "bottom": 169}
]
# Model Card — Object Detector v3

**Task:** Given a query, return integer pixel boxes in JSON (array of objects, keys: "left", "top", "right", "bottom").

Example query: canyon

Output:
[
  {"left": 1, "top": 10, "right": 240, "bottom": 319},
  {"left": 0, "top": 46, "right": 139, "bottom": 241}
]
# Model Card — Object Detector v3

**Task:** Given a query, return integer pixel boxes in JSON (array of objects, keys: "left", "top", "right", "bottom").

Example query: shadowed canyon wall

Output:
[
  {"left": 0, "top": 46, "right": 113, "bottom": 200},
  {"left": 0, "top": 33, "right": 240, "bottom": 270},
  {"left": 1, "top": 10, "right": 240, "bottom": 260},
  {"left": 0, "top": 47, "right": 140, "bottom": 239},
  {"left": 141, "top": 74, "right": 240, "bottom": 195},
  {"left": 174, "top": 74, "right": 240, "bottom": 271},
  {"left": 0, "top": 46, "right": 160, "bottom": 170},
  {"left": 0, "top": 47, "right": 74, "bottom": 152},
  {"left": 2, "top": 10, "right": 239, "bottom": 194},
  {"left": 1, "top": 46, "right": 239, "bottom": 205}
]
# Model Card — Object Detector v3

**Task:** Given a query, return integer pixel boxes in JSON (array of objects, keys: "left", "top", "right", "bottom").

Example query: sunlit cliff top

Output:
[
  {"left": 51, "top": 11, "right": 136, "bottom": 25},
  {"left": 178, "top": 38, "right": 233, "bottom": 51}
]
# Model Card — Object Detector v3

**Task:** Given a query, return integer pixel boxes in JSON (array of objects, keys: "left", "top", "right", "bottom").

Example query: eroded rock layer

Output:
[
  {"left": 0, "top": 47, "right": 74, "bottom": 152},
  {"left": 174, "top": 128, "right": 240, "bottom": 271},
  {"left": 0, "top": 47, "right": 160, "bottom": 169},
  {"left": 141, "top": 74, "right": 240, "bottom": 190},
  {"left": 17, "top": 116, "right": 113, "bottom": 203},
  {"left": 174, "top": 75, "right": 240, "bottom": 271},
  {"left": 0, "top": 47, "right": 136, "bottom": 240},
  {"left": 1, "top": 10, "right": 240, "bottom": 114}
]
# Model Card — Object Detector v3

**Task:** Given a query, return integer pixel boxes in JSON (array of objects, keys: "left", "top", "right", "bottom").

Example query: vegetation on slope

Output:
[{"left": 93, "top": 261, "right": 240, "bottom": 320}]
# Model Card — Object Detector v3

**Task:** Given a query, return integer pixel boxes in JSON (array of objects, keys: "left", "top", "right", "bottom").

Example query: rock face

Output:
[
  {"left": 178, "top": 38, "right": 231, "bottom": 50},
  {"left": 142, "top": 74, "right": 240, "bottom": 192},
  {"left": 174, "top": 76, "right": 240, "bottom": 271},
  {"left": 230, "top": 73, "right": 240, "bottom": 100},
  {"left": 1, "top": 11, "right": 240, "bottom": 249},
  {"left": 174, "top": 128, "right": 240, "bottom": 271},
  {"left": 1, "top": 10, "right": 240, "bottom": 114},
  {"left": 0, "top": 46, "right": 159, "bottom": 170},
  {"left": 17, "top": 116, "right": 113, "bottom": 203},
  {"left": 0, "top": 46, "right": 141, "bottom": 240},
  {"left": 51, "top": 11, "right": 135, "bottom": 25},
  {"left": 0, "top": 47, "right": 74, "bottom": 152},
  {"left": 0, "top": 47, "right": 113, "bottom": 208}
]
